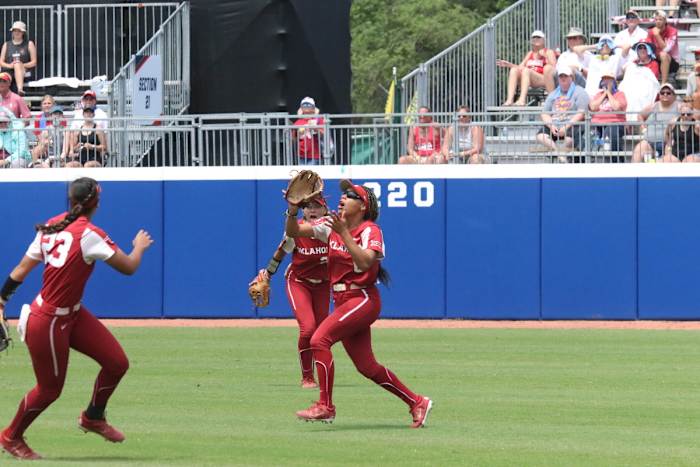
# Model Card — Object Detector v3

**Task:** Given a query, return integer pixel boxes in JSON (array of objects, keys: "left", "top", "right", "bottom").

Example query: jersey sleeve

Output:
[
  {"left": 25, "top": 232, "right": 43, "bottom": 261},
  {"left": 360, "top": 224, "right": 385, "bottom": 259},
  {"left": 311, "top": 218, "right": 331, "bottom": 243},
  {"left": 81, "top": 227, "right": 118, "bottom": 263}
]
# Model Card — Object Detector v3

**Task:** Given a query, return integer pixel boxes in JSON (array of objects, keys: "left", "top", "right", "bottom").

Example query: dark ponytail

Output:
[
  {"left": 363, "top": 185, "right": 391, "bottom": 287},
  {"left": 35, "top": 177, "right": 100, "bottom": 234}
]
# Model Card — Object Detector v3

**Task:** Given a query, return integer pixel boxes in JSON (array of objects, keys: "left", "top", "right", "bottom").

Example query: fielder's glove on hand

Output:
[
  {"left": 0, "top": 307, "right": 12, "bottom": 353},
  {"left": 248, "top": 270, "right": 271, "bottom": 308},
  {"left": 284, "top": 170, "right": 324, "bottom": 207}
]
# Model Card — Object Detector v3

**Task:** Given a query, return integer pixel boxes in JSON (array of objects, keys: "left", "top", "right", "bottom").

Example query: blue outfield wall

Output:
[{"left": 2, "top": 166, "right": 700, "bottom": 320}]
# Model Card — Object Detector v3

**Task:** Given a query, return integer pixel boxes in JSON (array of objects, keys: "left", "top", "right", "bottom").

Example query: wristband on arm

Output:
[
  {"left": 0, "top": 276, "right": 22, "bottom": 304},
  {"left": 266, "top": 258, "right": 281, "bottom": 275}
]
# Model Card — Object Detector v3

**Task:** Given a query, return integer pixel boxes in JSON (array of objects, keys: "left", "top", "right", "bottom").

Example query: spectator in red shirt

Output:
[
  {"left": 399, "top": 106, "right": 445, "bottom": 164},
  {"left": 0, "top": 72, "right": 30, "bottom": 120},
  {"left": 292, "top": 96, "right": 325, "bottom": 165},
  {"left": 648, "top": 10, "right": 679, "bottom": 84}
]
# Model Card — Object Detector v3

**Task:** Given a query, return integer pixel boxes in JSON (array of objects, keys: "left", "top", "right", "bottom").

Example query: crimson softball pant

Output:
[
  {"left": 310, "top": 287, "right": 420, "bottom": 408},
  {"left": 285, "top": 273, "right": 330, "bottom": 380},
  {"left": 4, "top": 302, "right": 129, "bottom": 439}
]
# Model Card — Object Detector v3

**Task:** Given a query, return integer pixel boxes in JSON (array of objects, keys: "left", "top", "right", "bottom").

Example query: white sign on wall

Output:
[{"left": 132, "top": 55, "right": 163, "bottom": 123}]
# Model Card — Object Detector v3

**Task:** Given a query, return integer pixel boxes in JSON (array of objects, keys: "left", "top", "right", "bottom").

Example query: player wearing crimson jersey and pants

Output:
[
  {"left": 0, "top": 178, "right": 153, "bottom": 460},
  {"left": 254, "top": 198, "right": 329, "bottom": 387},
  {"left": 286, "top": 180, "right": 432, "bottom": 427}
]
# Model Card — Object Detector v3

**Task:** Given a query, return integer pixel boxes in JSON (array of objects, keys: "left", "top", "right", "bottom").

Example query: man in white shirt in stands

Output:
[
  {"left": 558, "top": 27, "right": 592, "bottom": 87},
  {"left": 614, "top": 10, "right": 648, "bottom": 61},
  {"left": 71, "top": 90, "right": 108, "bottom": 130}
]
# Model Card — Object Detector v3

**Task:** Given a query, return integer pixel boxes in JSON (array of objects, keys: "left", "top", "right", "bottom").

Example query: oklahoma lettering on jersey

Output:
[
  {"left": 281, "top": 222, "right": 328, "bottom": 281},
  {"left": 25, "top": 213, "right": 118, "bottom": 309},
  {"left": 311, "top": 219, "right": 385, "bottom": 287}
]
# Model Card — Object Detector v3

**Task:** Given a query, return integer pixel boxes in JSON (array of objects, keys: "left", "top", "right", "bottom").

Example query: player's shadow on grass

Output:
[
  {"left": 306, "top": 423, "right": 406, "bottom": 432},
  {"left": 49, "top": 455, "right": 159, "bottom": 463}
]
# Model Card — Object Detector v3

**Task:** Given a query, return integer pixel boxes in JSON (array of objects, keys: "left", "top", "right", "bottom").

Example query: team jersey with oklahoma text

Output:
[
  {"left": 311, "top": 219, "right": 385, "bottom": 287},
  {"left": 25, "top": 213, "right": 119, "bottom": 308},
  {"left": 280, "top": 222, "right": 329, "bottom": 281}
]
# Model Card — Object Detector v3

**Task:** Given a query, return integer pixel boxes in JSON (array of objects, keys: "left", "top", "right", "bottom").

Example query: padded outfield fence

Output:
[{"left": 2, "top": 165, "right": 700, "bottom": 320}]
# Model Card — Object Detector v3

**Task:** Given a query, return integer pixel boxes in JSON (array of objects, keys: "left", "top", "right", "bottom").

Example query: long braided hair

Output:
[
  {"left": 362, "top": 186, "right": 391, "bottom": 287},
  {"left": 36, "top": 177, "right": 101, "bottom": 234}
]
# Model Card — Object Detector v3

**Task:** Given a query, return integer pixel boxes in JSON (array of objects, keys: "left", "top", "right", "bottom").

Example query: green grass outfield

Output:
[{"left": 1, "top": 326, "right": 700, "bottom": 466}]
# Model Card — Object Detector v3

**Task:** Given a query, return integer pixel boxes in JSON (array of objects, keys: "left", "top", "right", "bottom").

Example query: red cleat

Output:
[
  {"left": 301, "top": 377, "right": 318, "bottom": 389},
  {"left": 409, "top": 396, "right": 433, "bottom": 428},
  {"left": 78, "top": 412, "right": 125, "bottom": 443},
  {"left": 0, "top": 430, "right": 42, "bottom": 460},
  {"left": 296, "top": 401, "right": 336, "bottom": 423}
]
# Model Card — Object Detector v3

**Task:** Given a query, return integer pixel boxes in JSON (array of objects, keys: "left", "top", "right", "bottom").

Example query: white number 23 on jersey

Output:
[{"left": 41, "top": 232, "right": 73, "bottom": 268}]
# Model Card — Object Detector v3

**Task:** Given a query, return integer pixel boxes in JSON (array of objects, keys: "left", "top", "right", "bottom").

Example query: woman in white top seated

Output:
[{"left": 441, "top": 105, "right": 487, "bottom": 164}]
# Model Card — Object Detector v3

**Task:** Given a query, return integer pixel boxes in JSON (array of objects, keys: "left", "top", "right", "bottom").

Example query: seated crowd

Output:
[
  {"left": 401, "top": 9, "right": 700, "bottom": 164},
  {"left": 0, "top": 84, "right": 108, "bottom": 168}
]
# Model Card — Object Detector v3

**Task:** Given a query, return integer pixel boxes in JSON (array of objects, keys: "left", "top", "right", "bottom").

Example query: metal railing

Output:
[
  {"left": 401, "top": 0, "right": 656, "bottom": 114},
  {"left": 4, "top": 110, "right": 700, "bottom": 167},
  {"left": 0, "top": 3, "right": 184, "bottom": 81},
  {"left": 61, "top": 3, "right": 180, "bottom": 80},
  {"left": 0, "top": 6, "right": 54, "bottom": 79}
]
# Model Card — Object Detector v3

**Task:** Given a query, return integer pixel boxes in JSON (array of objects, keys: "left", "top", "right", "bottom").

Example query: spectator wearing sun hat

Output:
[
  {"left": 0, "top": 72, "right": 30, "bottom": 120},
  {"left": 590, "top": 68, "right": 627, "bottom": 153},
  {"left": 0, "top": 20, "right": 36, "bottom": 96},
  {"left": 70, "top": 89, "right": 108, "bottom": 130},
  {"left": 585, "top": 35, "right": 629, "bottom": 98},
  {"left": 558, "top": 27, "right": 592, "bottom": 87},
  {"left": 292, "top": 96, "right": 325, "bottom": 165}
]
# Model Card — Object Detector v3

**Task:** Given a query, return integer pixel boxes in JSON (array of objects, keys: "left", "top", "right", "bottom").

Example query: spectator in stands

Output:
[
  {"left": 662, "top": 103, "right": 700, "bottom": 162},
  {"left": 292, "top": 96, "right": 325, "bottom": 165},
  {"left": 631, "top": 82, "right": 680, "bottom": 162},
  {"left": 0, "top": 109, "right": 30, "bottom": 168},
  {"left": 621, "top": 42, "right": 661, "bottom": 122},
  {"left": 399, "top": 106, "right": 444, "bottom": 164},
  {"left": 33, "top": 94, "right": 57, "bottom": 136},
  {"left": 557, "top": 27, "right": 592, "bottom": 87},
  {"left": 68, "top": 106, "right": 106, "bottom": 168},
  {"left": 647, "top": 10, "right": 679, "bottom": 85},
  {"left": 31, "top": 106, "right": 69, "bottom": 168},
  {"left": 71, "top": 90, "right": 108, "bottom": 130},
  {"left": 614, "top": 10, "right": 648, "bottom": 61},
  {"left": 0, "top": 72, "right": 30, "bottom": 120},
  {"left": 0, "top": 21, "right": 36, "bottom": 96},
  {"left": 589, "top": 70, "right": 627, "bottom": 153},
  {"left": 536, "top": 65, "right": 589, "bottom": 157},
  {"left": 497, "top": 30, "right": 556, "bottom": 106},
  {"left": 441, "top": 105, "right": 487, "bottom": 164},
  {"left": 655, "top": 0, "right": 679, "bottom": 18},
  {"left": 585, "top": 35, "right": 629, "bottom": 98},
  {"left": 685, "top": 50, "right": 700, "bottom": 111}
]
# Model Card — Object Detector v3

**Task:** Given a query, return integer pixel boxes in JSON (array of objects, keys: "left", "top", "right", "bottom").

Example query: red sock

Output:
[
  {"left": 371, "top": 367, "right": 420, "bottom": 407},
  {"left": 313, "top": 348, "right": 334, "bottom": 407}
]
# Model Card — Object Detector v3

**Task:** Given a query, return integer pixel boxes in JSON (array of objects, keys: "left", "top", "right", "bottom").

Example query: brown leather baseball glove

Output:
[{"left": 284, "top": 170, "right": 323, "bottom": 207}]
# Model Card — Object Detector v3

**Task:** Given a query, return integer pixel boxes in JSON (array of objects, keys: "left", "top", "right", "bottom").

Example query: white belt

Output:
[
  {"left": 295, "top": 277, "right": 323, "bottom": 285},
  {"left": 332, "top": 283, "right": 366, "bottom": 292},
  {"left": 36, "top": 294, "right": 80, "bottom": 316}
]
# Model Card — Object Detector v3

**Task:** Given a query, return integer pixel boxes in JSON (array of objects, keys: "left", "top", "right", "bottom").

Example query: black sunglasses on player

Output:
[{"left": 343, "top": 190, "right": 362, "bottom": 200}]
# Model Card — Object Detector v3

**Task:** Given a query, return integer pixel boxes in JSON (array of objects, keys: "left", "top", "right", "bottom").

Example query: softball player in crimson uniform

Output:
[
  {"left": 253, "top": 197, "right": 330, "bottom": 388},
  {"left": 0, "top": 177, "right": 153, "bottom": 460},
  {"left": 285, "top": 180, "right": 433, "bottom": 427}
]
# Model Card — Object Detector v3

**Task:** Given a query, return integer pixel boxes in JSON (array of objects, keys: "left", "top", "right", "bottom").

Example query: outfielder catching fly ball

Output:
[
  {"left": 0, "top": 177, "right": 153, "bottom": 460},
  {"left": 285, "top": 176, "right": 433, "bottom": 427},
  {"left": 249, "top": 189, "right": 330, "bottom": 388}
]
